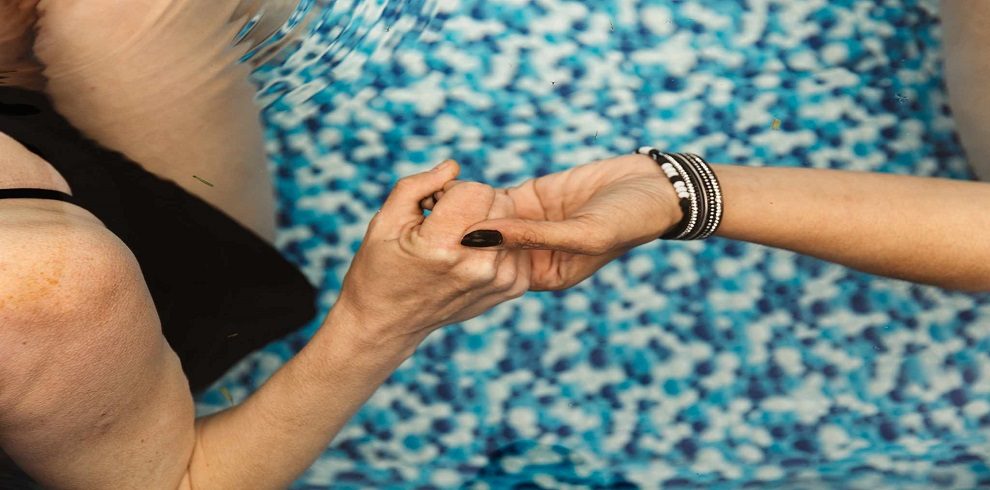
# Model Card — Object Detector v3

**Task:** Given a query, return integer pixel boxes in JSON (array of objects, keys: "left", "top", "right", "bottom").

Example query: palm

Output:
[
  {"left": 500, "top": 155, "right": 673, "bottom": 290},
  {"left": 501, "top": 176, "right": 588, "bottom": 291}
]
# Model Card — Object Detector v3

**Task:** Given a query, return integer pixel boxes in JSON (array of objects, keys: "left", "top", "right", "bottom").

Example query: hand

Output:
[
  {"left": 331, "top": 160, "right": 531, "bottom": 358},
  {"left": 421, "top": 154, "right": 682, "bottom": 291}
]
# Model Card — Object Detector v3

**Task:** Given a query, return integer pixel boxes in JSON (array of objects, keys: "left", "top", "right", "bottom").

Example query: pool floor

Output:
[{"left": 195, "top": 1, "right": 990, "bottom": 488}]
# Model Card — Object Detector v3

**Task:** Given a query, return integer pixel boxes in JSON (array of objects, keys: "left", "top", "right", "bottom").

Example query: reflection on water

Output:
[
  {"left": 231, "top": 0, "right": 300, "bottom": 64},
  {"left": 248, "top": 0, "right": 440, "bottom": 107},
  {"left": 0, "top": 0, "right": 438, "bottom": 102}
]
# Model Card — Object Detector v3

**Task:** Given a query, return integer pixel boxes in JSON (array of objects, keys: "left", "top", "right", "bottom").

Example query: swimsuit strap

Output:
[{"left": 0, "top": 188, "right": 77, "bottom": 204}]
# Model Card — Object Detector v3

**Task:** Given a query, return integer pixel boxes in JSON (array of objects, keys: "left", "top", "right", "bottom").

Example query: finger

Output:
[
  {"left": 379, "top": 160, "right": 459, "bottom": 228},
  {"left": 526, "top": 250, "right": 623, "bottom": 292},
  {"left": 459, "top": 215, "right": 614, "bottom": 255},
  {"left": 418, "top": 189, "right": 448, "bottom": 211},
  {"left": 419, "top": 195, "right": 436, "bottom": 211},
  {"left": 486, "top": 190, "right": 515, "bottom": 265},
  {"left": 428, "top": 182, "right": 496, "bottom": 211},
  {"left": 420, "top": 180, "right": 497, "bottom": 242},
  {"left": 419, "top": 180, "right": 464, "bottom": 214},
  {"left": 442, "top": 180, "right": 466, "bottom": 192},
  {"left": 512, "top": 243, "right": 531, "bottom": 295}
]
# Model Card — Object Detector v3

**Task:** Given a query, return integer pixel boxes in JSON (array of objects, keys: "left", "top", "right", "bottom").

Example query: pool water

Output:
[{"left": 194, "top": 0, "right": 990, "bottom": 488}]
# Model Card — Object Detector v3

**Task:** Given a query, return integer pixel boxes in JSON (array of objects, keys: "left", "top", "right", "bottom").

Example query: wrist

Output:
[
  {"left": 657, "top": 177, "right": 686, "bottom": 236},
  {"left": 319, "top": 303, "right": 420, "bottom": 369},
  {"left": 633, "top": 149, "right": 727, "bottom": 240},
  {"left": 629, "top": 154, "right": 685, "bottom": 237}
]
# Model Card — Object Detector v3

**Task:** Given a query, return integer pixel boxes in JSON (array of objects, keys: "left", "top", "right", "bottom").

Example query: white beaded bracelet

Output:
[{"left": 635, "top": 147, "right": 723, "bottom": 240}]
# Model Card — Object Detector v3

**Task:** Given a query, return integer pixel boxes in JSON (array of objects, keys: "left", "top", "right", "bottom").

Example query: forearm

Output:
[
  {"left": 181, "top": 306, "right": 410, "bottom": 489},
  {"left": 711, "top": 164, "right": 990, "bottom": 291}
]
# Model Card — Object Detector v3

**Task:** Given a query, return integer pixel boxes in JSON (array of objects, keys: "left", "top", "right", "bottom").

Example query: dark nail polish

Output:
[{"left": 461, "top": 230, "right": 503, "bottom": 247}]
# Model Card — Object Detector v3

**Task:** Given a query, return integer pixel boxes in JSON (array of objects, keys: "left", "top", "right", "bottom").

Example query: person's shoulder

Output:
[
  {"left": 0, "top": 203, "right": 140, "bottom": 333},
  {"left": 0, "top": 203, "right": 190, "bottom": 488},
  {"left": 0, "top": 203, "right": 151, "bottom": 414}
]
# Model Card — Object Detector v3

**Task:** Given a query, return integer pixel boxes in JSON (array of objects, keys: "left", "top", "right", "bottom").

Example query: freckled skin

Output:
[
  {"left": 0, "top": 1, "right": 256, "bottom": 486},
  {"left": 0, "top": 221, "right": 71, "bottom": 327},
  {"left": 0, "top": 1, "right": 393, "bottom": 487}
]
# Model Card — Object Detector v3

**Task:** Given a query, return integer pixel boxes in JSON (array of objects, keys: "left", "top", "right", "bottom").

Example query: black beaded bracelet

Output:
[
  {"left": 678, "top": 152, "right": 724, "bottom": 239},
  {"left": 635, "top": 147, "right": 723, "bottom": 241}
]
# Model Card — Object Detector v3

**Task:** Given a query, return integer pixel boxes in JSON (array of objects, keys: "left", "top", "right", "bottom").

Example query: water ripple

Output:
[{"left": 247, "top": 0, "right": 440, "bottom": 107}]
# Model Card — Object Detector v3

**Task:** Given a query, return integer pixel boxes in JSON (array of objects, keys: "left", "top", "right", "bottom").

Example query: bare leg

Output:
[
  {"left": 940, "top": 0, "right": 990, "bottom": 181},
  {"left": 31, "top": 0, "right": 277, "bottom": 241}
]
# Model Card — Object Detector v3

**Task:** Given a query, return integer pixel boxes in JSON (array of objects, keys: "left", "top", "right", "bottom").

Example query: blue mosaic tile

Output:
[{"left": 196, "top": 1, "right": 990, "bottom": 488}]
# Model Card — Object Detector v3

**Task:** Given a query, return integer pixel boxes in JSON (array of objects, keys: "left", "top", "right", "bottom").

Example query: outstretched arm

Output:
[
  {"left": 445, "top": 154, "right": 990, "bottom": 292},
  {"left": 711, "top": 164, "right": 990, "bottom": 291}
]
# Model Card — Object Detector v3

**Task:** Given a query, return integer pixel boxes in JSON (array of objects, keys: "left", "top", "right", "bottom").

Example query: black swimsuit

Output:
[{"left": 0, "top": 86, "right": 318, "bottom": 393}]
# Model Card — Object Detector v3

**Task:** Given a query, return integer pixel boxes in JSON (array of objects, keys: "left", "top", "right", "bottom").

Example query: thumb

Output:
[{"left": 460, "top": 216, "right": 614, "bottom": 255}]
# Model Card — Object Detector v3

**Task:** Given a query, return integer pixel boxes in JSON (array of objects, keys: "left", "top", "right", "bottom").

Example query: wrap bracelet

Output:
[{"left": 635, "top": 147, "right": 724, "bottom": 240}]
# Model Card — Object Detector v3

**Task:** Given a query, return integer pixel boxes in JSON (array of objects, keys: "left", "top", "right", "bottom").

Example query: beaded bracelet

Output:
[
  {"left": 635, "top": 147, "right": 723, "bottom": 240},
  {"left": 677, "top": 152, "right": 724, "bottom": 239}
]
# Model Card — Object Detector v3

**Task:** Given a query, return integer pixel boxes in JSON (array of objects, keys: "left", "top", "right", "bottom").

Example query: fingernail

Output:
[
  {"left": 432, "top": 160, "right": 452, "bottom": 172},
  {"left": 461, "top": 230, "right": 503, "bottom": 247}
]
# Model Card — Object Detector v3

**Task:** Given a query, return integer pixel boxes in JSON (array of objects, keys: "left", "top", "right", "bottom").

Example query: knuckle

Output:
[
  {"left": 368, "top": 211, "right": 383, "bottom": 226},
  {"left": 450, "top": 264, "right": 472, "bottom": 284},
  {"left": 455, "top": 182, "right": 495, "bottom": 198},
  {"left": 455, "top": 259, "right": 497, "bottom": 286},
  {"left": 459, "top": 181, "right": 489, "bottom": 192},
  {"left": 430, "top": 247, "right": 460, "bottom": 268},
  {"left": 476, "top": 262, "right": 499, "bottom": 285},
  {"left": 393, "top": 176, "right": 415, "bottom": 192},
  {"left": 544, "top": 271, "right": 568, "bottom": 291},
  {"left": 505, "top": 274, "right": 528, "bottom": 298},
  {"left": 493, "top": 268, "right": 517, "bottom": 292}
]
